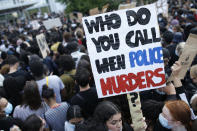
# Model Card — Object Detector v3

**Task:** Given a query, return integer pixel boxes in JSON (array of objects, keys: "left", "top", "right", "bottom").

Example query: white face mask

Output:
[
  {"left": 65, "top": 121, "right": 75, "bottom": 131},
  {"left": 108, "top": 127, "right": 122, "bottom": 131},
  {"left": 159, "top": 113, "right": 172, "bottom": 129},
  {"left": 4, "top": 102, "right": 13, "bottom": 115}
]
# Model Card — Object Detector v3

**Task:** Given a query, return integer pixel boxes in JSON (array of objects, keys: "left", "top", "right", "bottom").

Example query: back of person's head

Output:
[
  {"left": 172, "top": 32, "right": 184, "bottom": 44},
  {"left": 8, "top": 55, "right": 19, "bottom": 66},
  {"left": 77, "top": 59, "right": 91, "bottom": 72},
  {"left": 165, "top": 100, "right": 192, "bottom": 130},
  {"left": 142, "top": 99, "right": 164, "bottom": 122},
  {"left": 66, "top": 41, "right": 79, "bottom": 53},
  {"left": 63, "top": 32, "right": 72, "bottom": 42},
  {"left": 75, "top": 67, "right": 90, "bottom": 87},
  {"left": 190, "top": 94, "right": 197, "bottom": 114},
  {"left": 67, "top": 105, "right": 83, "bottom": 121},
  {"left": 162, "top": 31, "right": 174, "bottom": 45},
  {"left": 24, "top": 114, "right": 43, "bottom": 131},
  {"left": 93, "top": 101, "right": 121, "bottom": 123},
  {"left": 29, "top": 60, "right": 44, "bottom": 77},
  {"left": 0, "top": 64, "right": 10, "bottom": 75},
  {"left": 59, "top": 55, "right": 75, "bottom": 71},
  {"left": 41, "top": 85, "right": 55, "bottom": 100},
  {"left": 23, "top": 81, "right": 42, "bottom": 110}
]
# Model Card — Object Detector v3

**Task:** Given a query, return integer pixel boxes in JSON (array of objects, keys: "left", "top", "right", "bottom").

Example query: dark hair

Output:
[
  {"left": 59, "top": 55, "right": 75, "bottom": 71},
  {"left": 3, "top": 76, "right": 20, "bottom": 98},
  {"left": 29, "top": 60, "right": 44, "bottom": 77},
  {"left": 75, "top": 67, "right": 90, "bottom": 87},
  {"left": 162, "top": 48, "right": 170, "bottom": 59},
  {"left": 8, "top": 55, "right": 19, "bottom": 65},
  {"left": 67, "top": 105, "right": 83, "bottom": 121},
  {"left": 66, "top": 41, "right": 79, "bottom": 53},
  {"left": 63, "top": 32, "right": 72, "bottom": 42},
  {"left": 1, "top": 51, "right": 7, "bottom": 60},
  {"left": 75, "top": 101, "right": 121, "bottom": 131},
  {"left": 141, "top": 99, "right": 164, "bottom": 122},
  {"left": 93, "top": 101, "right": 121, "bottom": 123},
  {"left": 162, "top": 31, "right": 174, "bottom": 45},
  {"left": 24, "top": 114, "right": 42, "bottom": 131},
  {"left": 23, "top": 81, "right": 42, "bottom": 110},
  {"left": 41, "top": 85, "right": 55, "bottom": 99}
]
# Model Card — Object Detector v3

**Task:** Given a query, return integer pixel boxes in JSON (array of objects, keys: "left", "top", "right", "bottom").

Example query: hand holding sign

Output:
[{"left": 171, "top": 61, "right": 182, "bottom": 77}]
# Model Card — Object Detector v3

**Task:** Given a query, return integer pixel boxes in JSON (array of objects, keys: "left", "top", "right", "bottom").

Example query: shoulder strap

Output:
[{"left": 46, "top": 76, "right": 49, "bottom": 86}]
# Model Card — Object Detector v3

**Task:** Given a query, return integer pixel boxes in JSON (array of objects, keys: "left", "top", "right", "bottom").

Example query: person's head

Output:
[
  {"left": 0, "top": 97, "right": 13, "bottom": 116},
  {"left": 67, "top": 105, "right": 84, "bottom": 125},
  {"left": 159, "top": 100, "right": 192, "bottom": 130},
  {"left": 172, "top": 32, "right": 184, "bottom": 44},
  {"left": 93, "top": 101, "right": 122, "bottom": 131},
  {"left": 24, "top": 114, "right": 45, "bottom": 131},
  {"left": 7, "top": 55, "right": 19, "bottom": 69},
  {"left": 190, "top": 65, "right": 197, "bottom": 84},
  {"left": 0, "top": 64, "right": 10, "bottom": 75},
  {"left": 141, "top": 99, "right": 164, "bottom": 127},
  {"left": 75, "top": 67, "right": 90, "bottom": 88},
  {"left": 59, "top": 55, "right": 75, "bottom": 71},
  {"left": 162, "top": 31, "right": 174, "bottom": 46},
  {"left": 41, "top": 84, "right": 55, "bottom": 104},
  {"left": 29, "top": 60, "right": 44, "bottom": 78},
  {"left": 66, "top": 41, "right": 79, "bottom": 53},
  {"left": 23, "top": 81, "right": 42, "bottom": 110},
  {"left": 190, "top": 94, "right": 197, "bottom": 115},
  {"left": 63, "top": 32, "right": 72, "bottom": 42}
]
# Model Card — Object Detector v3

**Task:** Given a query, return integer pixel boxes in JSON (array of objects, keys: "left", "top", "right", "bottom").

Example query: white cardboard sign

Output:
[
  {"left": 82, "top": 4, "right": 166, "bottom": 98},
  {"left": 43, "top": 18, "right": 62, "bottom": 30},
  {"left": 31, "top": 20, "right": 40, "bottom": 30},
  {"left": 36, "top": 34, "right": 50, "bottom": 58}
]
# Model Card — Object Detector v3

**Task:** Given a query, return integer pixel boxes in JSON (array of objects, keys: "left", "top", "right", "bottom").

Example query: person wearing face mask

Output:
[
  {"left": 0, "top": 97, "right": 23, "bottom": 131},
  {"left": 64, "top": 105, "right": 84, "bottom": 131},
  {"left": 76, "top": 101, "right": 134, "bottom": 131},
  {"left": 154, "top": 100, "right": 193, "bottom": 131}
]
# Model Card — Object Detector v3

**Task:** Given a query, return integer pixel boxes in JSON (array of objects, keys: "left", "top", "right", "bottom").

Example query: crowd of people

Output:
[{"left": 0, "top": 0, "right": 197, "bottom": 131}]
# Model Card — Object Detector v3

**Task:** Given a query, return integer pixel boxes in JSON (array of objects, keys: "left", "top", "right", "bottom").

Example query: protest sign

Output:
[
  {"left": 127, "top": 93, "right": 146, "bottom": 131},
  {"left": 155, "top": 0, "right": 168, "bottom": 17},
  {"left": 43, "top": 18, "right": 62, "bottom": 30},
  {"left": 89, "top": 7, "right": 100, "bottom": 16},
  {"left": 31, "top": 20, "right": 40, "bottom": 30},
  {"left": 36, "top": 34, "right": 50, "bottom": 58},
  {"left": 169, "top": 34, "right": 197, "bottom": 80},
  {"left": 82, "top": 4, "right": 166, "bottom": 98},
  {"left": 118, "top": 2, "right": 136, "bottom": 10}
]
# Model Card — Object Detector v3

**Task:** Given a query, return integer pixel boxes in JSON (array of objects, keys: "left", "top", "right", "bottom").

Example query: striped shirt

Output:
[
  {"left": 13, "top": 102, "right": 48, "bottom": 121},
  {"left": 44, "top": 102, "right": 69, "bottom": 131}
]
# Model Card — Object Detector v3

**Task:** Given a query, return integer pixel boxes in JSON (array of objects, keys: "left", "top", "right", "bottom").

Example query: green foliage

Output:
[{"left": 56, "top": 0, "right": 123, "bottom": 14}]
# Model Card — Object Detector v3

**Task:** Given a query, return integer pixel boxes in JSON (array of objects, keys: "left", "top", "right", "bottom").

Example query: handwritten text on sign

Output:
[{"left": 82, "top": 4, "right": 166, "bottom": 98}]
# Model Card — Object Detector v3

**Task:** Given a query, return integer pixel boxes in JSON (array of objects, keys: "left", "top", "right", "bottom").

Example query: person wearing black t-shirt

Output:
[{"left": 70, "top": 68, "right": 99, "bottom": 119}]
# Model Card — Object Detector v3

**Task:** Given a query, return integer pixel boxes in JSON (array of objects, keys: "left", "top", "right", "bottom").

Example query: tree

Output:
[{"left": 56, "top": 0, "right": 123, "bottom": 14}]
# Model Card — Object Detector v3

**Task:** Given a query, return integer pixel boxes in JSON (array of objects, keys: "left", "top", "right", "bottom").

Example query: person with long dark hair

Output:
[
  {"left": 13, "top": 81, "right": 48, "bottom": 121},
  {"left": 76, "top": 101, "right": 134, "bottom": 131}
]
